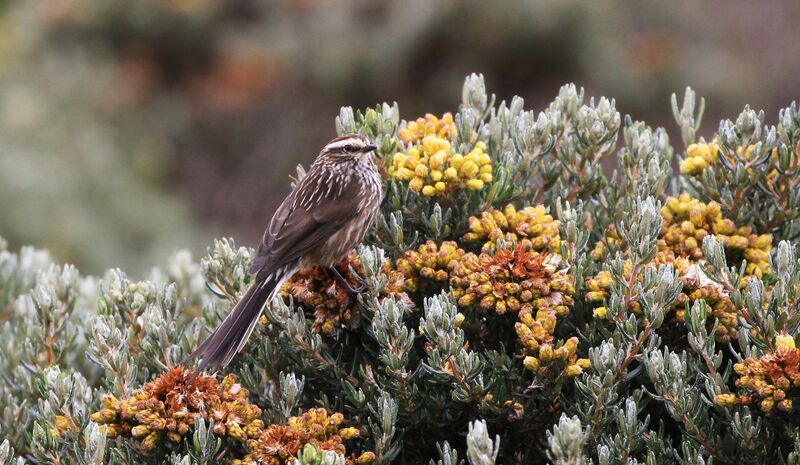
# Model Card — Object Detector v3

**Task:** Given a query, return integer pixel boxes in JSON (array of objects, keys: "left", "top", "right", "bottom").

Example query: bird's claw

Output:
[{"left": 205, "top": 281, "right": 229, "bottom": 300}]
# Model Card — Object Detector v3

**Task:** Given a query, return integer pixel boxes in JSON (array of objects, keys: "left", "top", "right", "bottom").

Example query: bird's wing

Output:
[
  {"left": 248, "top": 191, "right": 294, "bottom": 275},
  {"left": 249, "top": 177, "right": 361, "bottom": 281}
]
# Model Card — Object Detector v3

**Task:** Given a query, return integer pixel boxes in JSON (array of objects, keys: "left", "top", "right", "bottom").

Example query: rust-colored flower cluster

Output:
[
  {"left": 463, "top": 204, "right": 561, "bottom": 253},
  {"left": 90, "top": 367, "right": 263, "bottom": 452},
  {"left": 235, "top": 408, "right": 374, "bottom": 465},
  {"left": 716, "top": 335, "right": 799, "bottom": 413},
  {"left": 281, "top": 252, "right": 409, "bottom": 333},
  {"left": 396, "top": 241, "right": 466, "bottom": 293},
  {"left": 450, "top": 248, "right": 587, "bottom": 376},
  {"left": 398, "top": 113, "right": 456, "bottom": 145}
]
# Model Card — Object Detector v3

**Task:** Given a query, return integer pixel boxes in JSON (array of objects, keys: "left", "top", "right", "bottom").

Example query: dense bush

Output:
[{"left": 2, "top": 74, "right": 800, "bottom": 465}]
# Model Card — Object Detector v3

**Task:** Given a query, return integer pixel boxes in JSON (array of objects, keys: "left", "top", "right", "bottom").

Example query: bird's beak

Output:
[{"left": 363, "top": 144, "right": 378, "bottom": 153}]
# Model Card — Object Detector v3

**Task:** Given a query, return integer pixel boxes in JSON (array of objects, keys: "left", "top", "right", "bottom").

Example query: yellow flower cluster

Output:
[
  {"left": 522, "top": 337, "right": 591, "bottom": 377},
  {"left": 587, "top": 195, "right": 773, "bottom": 341},
  {"left": 679, "top": 141, "right": 719, "bottom": 175},
  {"left": 398, "top": 113, "right": 456, "bottom": 145},
  {"left": 715, "top": 335, "right": 799, "bottom": 413},
  {"left": 235, "top": 408, "right": 374, "bottom": 465},
  {"left": 680, "top": 142, "right": 783, "bottom": 183},
  {"left": 592, "top": 195, "right": 773, "bottom": 277},
  {"left": 51, "top": 415, "right": 78, "bottom": 438},
  {"left": 449, "top": 248, "right": 586, "bottom": 377},
  {"left": 661, "top": 194, "right": 772, "bottom": 277},
  {"left": 586, "top": 260, "right": 740, "bottom": 341},
  {"left": 90, "top": 367, "right": 263, "bottom": 452},
  {"left": 396, "top": 240, "right": 466, "bottom": 293},
  {"left": 585, "top": 268, "right": 628, "bottom": 318},
  {"left": 463, "top": 204, "right": 561, "bottom": 253},
  {"left": 676, "top": 261, "right": 738, "bottom": 341},
  {"left": 388, "top": 136, "right": 492, "bottom": 196},
  {"left": 734, "top": 144, "right": 765, "bottom": 162},
  {"left": 281, "top": 252, "right": 410, "bottom": 333}
]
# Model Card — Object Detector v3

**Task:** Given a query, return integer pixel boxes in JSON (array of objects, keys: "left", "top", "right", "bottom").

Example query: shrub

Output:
[{"left": 2, "top": 74, "right": 800, "bottom": 465}]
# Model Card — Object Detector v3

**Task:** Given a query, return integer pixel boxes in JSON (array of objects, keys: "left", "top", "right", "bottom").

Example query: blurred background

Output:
[{"left": 1, "top": 0, "right": 798, "bottom": 275}]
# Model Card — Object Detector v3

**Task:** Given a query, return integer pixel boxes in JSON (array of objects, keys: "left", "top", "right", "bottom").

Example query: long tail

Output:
[{"left": 186, "top": 271, "right": 287, "bottom": 372}]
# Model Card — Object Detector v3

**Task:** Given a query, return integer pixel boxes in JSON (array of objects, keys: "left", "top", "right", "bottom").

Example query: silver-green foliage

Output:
[{"left": 2, "top": 76, "right": 800, "bottom": 465}]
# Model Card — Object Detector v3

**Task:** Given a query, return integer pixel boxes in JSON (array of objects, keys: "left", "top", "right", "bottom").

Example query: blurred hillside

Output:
[{"left": 1, "top": 0, "right": 798, "bottom": 274}]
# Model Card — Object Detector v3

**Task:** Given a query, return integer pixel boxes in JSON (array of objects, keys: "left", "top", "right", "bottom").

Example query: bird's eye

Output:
[{"left": 342, "top": 144, "right": 355, "bottom": 152}]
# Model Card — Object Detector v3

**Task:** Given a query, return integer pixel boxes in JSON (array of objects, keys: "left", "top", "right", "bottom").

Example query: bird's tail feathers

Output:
[{"left": 185, "top": 269, "right": 289, "bottom": 373}]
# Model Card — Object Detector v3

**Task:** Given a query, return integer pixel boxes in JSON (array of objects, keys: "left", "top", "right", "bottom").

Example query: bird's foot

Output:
[
  {"left": 347, "top": 265, "right": 368, "bottom": 292},
  {"left": 328, "top": 265, "right": 367, "bottom": 294}
]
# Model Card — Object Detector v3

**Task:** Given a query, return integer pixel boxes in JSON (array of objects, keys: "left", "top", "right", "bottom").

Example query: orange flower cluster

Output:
[
  {"left": 462, "top": 204, "right": 561, "bottom": 253},
  {"left": 396, "top": 241, "right": 466, "bottom": 293},
  {"left": 450, "top": 248, "right": 586, "bottom": 376},
  {"left": 398, "top": 113, "right": 456, "bottom": 145},
  {"left": 716, "top": 335, "right": 799, "bottom": 413},
  {"left": 451, "top": 250, "right": 572, "bottom": 316},
  {"left": 90, "top": 367, "right": 263, "bottom": 452},
  {"left": 281, "top": 252, "right": 409, "bottom": 333},
  {"left": 235, "top": 408, "right": 374, "bottom": 465}
]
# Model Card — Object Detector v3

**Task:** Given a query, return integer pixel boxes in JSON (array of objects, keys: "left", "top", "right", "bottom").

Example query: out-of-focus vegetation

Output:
[{"left": 1, "top": 0, "right": 798, "bottom": 274}]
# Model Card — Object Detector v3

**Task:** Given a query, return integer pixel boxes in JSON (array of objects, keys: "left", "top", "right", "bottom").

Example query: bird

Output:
[{"left": 186, "top": 133, "right": 382, "bottom": 372}]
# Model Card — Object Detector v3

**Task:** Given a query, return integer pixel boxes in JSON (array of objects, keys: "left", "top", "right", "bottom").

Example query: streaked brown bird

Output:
[{"left": 187, "top": 133, "right": 382, "bottom": 372}]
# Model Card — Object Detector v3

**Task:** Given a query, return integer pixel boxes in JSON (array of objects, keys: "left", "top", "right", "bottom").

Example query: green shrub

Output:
[{"left": 2, "top": 74, "right": 800, "bottom": 465}]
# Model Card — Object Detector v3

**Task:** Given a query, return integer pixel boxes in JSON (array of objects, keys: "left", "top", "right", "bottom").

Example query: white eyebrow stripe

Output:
[{"left": 325, "top": 138, "right": 362, "bottom": 152}]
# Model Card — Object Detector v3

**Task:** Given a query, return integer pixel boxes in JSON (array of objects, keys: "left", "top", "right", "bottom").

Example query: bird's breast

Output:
[{"left": 304, "top": 167, "right": 382, "bottom": 267}]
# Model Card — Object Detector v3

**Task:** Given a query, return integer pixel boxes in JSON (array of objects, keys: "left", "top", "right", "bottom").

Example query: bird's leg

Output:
[{"left": 327, "top": 266, "right": 367, "bottom": 294}]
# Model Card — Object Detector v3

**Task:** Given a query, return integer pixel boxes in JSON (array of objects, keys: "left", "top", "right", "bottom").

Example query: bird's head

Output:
[{"left": 321, "top": 133, "right": 377, "bottom": 159}]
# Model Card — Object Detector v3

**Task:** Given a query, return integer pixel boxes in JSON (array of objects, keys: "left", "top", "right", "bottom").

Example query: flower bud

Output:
[{"left": 523, "top": 356, "right": 540, "bottom": 372}]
